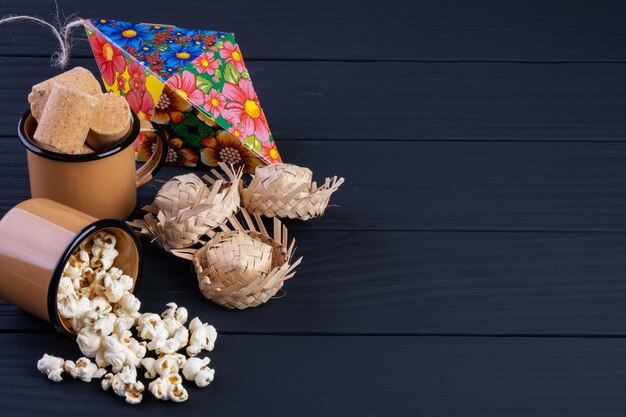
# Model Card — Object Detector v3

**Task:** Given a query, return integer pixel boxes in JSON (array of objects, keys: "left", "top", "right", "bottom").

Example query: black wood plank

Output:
[
  {"left": 2, "top": 57, "right": 626, "bottom": 141},
  {"left": 5, "top": 139, "right": 626, "bottom": 232},
  {"left": 3, "top": 231, "right": 626, "bottom": 335},
  {"left": 3, "top": 333, "right": 626, "bottom": 416},
  {"left": 2, "top": 1, "right": 626, "bottom": 62}
]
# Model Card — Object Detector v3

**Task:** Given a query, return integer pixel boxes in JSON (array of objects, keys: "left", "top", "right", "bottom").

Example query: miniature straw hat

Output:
[
  {"left": 191, "top": 210, "right": 302, "bottom": 309},
  {"left": 154, "top": 173, "right": 212, "bottom": 217},
  {"left": 130, "top": 163, "right": 241, "bottom": 251},
  {"left": 241, "top": 163, "right": 344, "bottom": 220}
]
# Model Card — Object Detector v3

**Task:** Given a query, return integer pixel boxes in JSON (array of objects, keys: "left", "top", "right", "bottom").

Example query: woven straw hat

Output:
[
  {"left": 191, "top": 210, "right": 302, "bottom": 309},
  {"left": 241, "top": 163, "right": 344, "bottom": 220},
  {"left": 154, "top": 173, "right": 212, "bottom": 217},
  {"left": 130, "top": 163, "right": 242, "bottom": 251}
]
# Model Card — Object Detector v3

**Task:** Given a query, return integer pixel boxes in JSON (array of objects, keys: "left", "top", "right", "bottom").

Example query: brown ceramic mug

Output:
[
  {"left": 0, "top": 198, "right": 142, "bottom": 336},
  {"left": 18, "top": 109, "right": 168, "bottom": 220}
]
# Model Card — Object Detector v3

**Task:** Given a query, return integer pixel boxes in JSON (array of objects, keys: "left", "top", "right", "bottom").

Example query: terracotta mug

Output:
[
  {"left": 18, "top": 109, "right": 168, "bottom": 220},
  {"left": 0, "top": 198, "right": 142, "bottom": 336}
]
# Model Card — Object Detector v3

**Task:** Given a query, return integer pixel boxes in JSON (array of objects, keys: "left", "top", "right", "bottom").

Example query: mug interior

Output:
[
  {"left": 48, "top": 221, "right": 142, "bottom": 336},
  {"left": 18, "top": 109, "right": 140, "bottom": 162}
]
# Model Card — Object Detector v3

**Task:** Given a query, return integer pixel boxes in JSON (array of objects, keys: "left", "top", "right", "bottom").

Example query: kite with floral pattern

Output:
[{"left": 85, "top": 19, "right": 281, "bottom": 172}]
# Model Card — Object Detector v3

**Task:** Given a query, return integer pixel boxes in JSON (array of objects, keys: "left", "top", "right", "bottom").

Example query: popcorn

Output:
[
  {"left": 101, "top": 335, "right": 129, "bottom": 373},
  {"left": 148, "top": 325, "right": 189, "bottom": 355},
  {"left": 141, "top": 357, "right": 157, "bottom": 379},
  {"left": 113, "top": 293, "right": 141, "bottom": 322},
  {"left": 64, "top": 357, "right": 106, "bottom": 382},
  {"left": 40, "top": 228, "right": 219, "bottom": 405},
  {"left": 89, "top": 232, "right": 118, "bottom": 271},
  {"left": 101, "top": 329, "right": 146, "bottom": 373},
  {"left": 100, "top": 247, "right": 119, "bottom": 272},
  {"left": 148, "top": 377, "right": 170, "bottom": 400},
  {"left": 182, "top": 357, "right": 215, "bottom": 387},
  {"left": 186, "top": 317, "right": 217, "bottom": 356},
  {"left": 143, "top": 303, "right": 190, "bottom": 354},
  {"left": 147, "top": 338, "right": 175, "bottom": 355},
  {"left": 150, "top": 354, "right": 180, "bottom": 378},
  {"left": 142, "top": 353, "right": 188, "bottom": 382},
  {"left": 78, "top": 236, "right": 94, "bottom": 252},
  {"left": 137, "top": 313, "right": 168, "bottom": 341},
  {"left": 93, "top": 312, "right": 117, "bottom": 336},
  {"left": 169, "top": 381, "right": 189, "bottom": 402},
  {"left": 165, "top": 373, "right": 183, "bottom": 386},
  {"left": 75, "top": 282, "right": 92, "bottom": 298},
  {"left": 90, "top": 296, "right": 112, "bottom": 316},
  {"left": 125, "top": 382, "right": 146, "bottom": 405},
  {"left": 101, "top": 372, "right": 113, "bottom": 390},
  {"left": 77, "top": 328, "right": 102, "bottom": 358},
  {"left": 37, "top": 354, "right": 65, "bottom": 382},
  {"left": 62, "top": 250, "right": 90, "bottom": 280},
  {"left": 161, "top": 302, "right": 188, "bottom": 330},
  {"left": 80, "top": 310, "right": 99, "bottom": 330},
  {"left": 102, "top": 270, "right": 134, "bottom": 303},
  {"left": 120, "top": 331, "right": 147, "bottom": 367},
  {"left": 149, "top": 374, "right": 188, "bottom": 402},
  {"left": 93, "top": 231, "right": 117, "bottom": 249},
  {"left": 169, "top": 352, "right": 188, "bottom": 367},
  {"left": 173, "top": 325, "right": 190, "bottom": 347},
  {"left": 82, "top": 267, "right": 98, "bottom": 293},
  {"left": 90, "top": 269, "right": 109, "bottom": 298},
  {"left": 113, "top": 315, "right": 136, "bottom": 334},
  {"left": 58, "top": 295, "right": 93, "bottom": 333},
  {"left": 82, "top": 264, "right": 96, "bottom": 278},
  {"left": 57, "top": 276, "right": 76, "bottom": 301},
  {"left": 102, "top": 366, "right": 145, "bottom": 405},
  {"left": 77, "top": 312, "right": 115, "bottom": 357}
]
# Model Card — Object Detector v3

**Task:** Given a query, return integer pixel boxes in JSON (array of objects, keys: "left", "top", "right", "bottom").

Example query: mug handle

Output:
[{"left": 135, "top": 119, "right": 168, "bottom": 187}]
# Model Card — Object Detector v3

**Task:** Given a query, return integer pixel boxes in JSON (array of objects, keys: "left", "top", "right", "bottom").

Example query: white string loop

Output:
[{"left": 0, "top": 14, "right": 85, "bottom": 68}]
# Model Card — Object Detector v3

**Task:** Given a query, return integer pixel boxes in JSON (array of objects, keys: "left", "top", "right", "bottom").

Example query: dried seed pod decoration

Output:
[
  {"left": 192, "top": 210, "right": 302, "bottom": 310},
  {"left": 241, "top": 163, "right": 344, "bottom": 221}
]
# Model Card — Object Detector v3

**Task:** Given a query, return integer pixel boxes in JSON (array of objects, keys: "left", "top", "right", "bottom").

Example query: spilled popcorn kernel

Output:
[
  {"left": 102, "top": 366, "right": 145, "bottom": 404},
  {"left": 187, "top": 317, "right": 217, "bottom": 356},
  {"left": 148, "top": 374, "right": 188, "bottom": 402},
  {"left": 64, "top": 357, "right": 106, "bottom": 382},
  {"left": 182, "top": 356, "right": 215, "bottom": 387},
  {"left": 37, "top": 354, "right": 65, "bottom": 382}
]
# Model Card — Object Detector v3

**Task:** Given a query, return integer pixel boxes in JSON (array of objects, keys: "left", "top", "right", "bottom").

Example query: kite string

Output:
[{"left": 0, "top": 14, "right": 85, "bottom": 68}]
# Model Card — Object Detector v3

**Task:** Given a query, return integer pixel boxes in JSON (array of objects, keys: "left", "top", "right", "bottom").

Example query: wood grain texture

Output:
[
  {"left": 4, "top": 333, "right": 626, "bottom": 417},
  {"left": 2, "top": 57, "right": 626, "bottom": 141},
  {"left": 1, "top": 2, "right": 626, "bottom": 414},
  {"left": 2, "top": 1, "right": 626, "bottom": 62},
  {"left": 4, "top": 139, "right": 626, "bottom": 231},
  {"left": 3, "top": 231, "right": 626, "bottom": 335}
]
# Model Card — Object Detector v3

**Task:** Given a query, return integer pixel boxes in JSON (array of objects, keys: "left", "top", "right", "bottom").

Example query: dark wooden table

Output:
[{"left": 2, "top": 1, "right": 626, "bottom": 415}]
